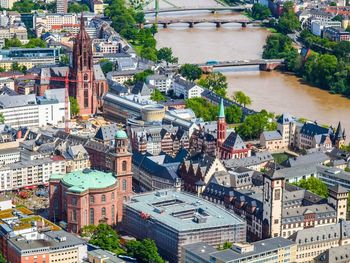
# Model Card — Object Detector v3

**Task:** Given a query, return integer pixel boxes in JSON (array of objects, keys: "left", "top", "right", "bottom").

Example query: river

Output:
[{"left": 149, "top": 1, "right": 350, "bottom": 136}]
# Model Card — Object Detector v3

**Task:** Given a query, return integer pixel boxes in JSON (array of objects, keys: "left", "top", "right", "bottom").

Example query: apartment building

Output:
[
  {"left": 324, "top": 26, "right": 350, "bottom": 42},
  {"left": 0, "top": 156, "right": 66, "bottom": 191},
  {"left": 173, "top": 76, "right": 204, "bottom": 99},
  {"left": 0, "top": 147, "right": 20, "bottom": 167},
  {"left": 146, "top": 74, "right": 173, "bottom": 93}
]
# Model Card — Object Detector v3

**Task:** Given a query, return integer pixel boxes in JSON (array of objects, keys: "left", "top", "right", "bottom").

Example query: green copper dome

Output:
[{"left": 115, "top": 130, "right": 128, "bottom": 139}]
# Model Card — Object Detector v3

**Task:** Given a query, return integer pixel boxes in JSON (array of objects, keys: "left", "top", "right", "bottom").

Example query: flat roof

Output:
[{"left": 126, "top": 189, "right": 245, "bottom": 232}]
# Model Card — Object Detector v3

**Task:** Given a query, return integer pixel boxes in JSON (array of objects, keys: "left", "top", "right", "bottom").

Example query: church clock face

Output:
[{"left": 264, "top": 181, "right": 270, "bottom": 201}]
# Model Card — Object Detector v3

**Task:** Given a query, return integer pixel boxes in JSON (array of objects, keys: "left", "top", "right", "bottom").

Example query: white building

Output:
[
  {"left": 0, "top": 157, "right": 66, "bottom": 191},
  {"left": 0, "top": 89, "right": 68, "bottom": 129},
  {"left": 311, "top": 20, "right": 342, "bottom": 36},
  {"left": 173, "top": 76, "right": 204, "bottom": 99},
  {"left": 0, "top": 147, "right": 20, "bottom": 167},
  {"left": 146, "top": 74, "right": 173, "bottom": 93},
  {"left": 0, "top": 0, "right": 18, "bottom": 9}
]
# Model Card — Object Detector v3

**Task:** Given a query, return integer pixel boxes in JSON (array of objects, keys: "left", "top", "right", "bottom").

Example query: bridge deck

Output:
[
  {"left": 195, "top": 59, "right": 285, "bottom": 67},
  {"left": 144, "top": 5, "right": 249, "bottom": 14}
]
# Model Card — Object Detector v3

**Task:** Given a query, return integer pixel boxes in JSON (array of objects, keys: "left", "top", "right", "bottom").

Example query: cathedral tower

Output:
[{"left": 70, "top": 14, "right": 97, "bottom": 116}]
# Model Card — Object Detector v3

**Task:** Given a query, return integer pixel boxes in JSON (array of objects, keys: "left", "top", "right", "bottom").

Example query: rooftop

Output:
[
  {"left": 55, "top": 169, "right": 117, "bottom": 193},
  {"left": 126, "top": 189, "right": 245, "bottom": 232}
]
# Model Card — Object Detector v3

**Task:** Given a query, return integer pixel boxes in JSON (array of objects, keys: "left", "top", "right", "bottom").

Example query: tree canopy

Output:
[
  {"left": 69, "top": 97, "right": 80, "bottom": 117},
  {"left": 236, "top": 110, "right": 277, "bottom": 140},
  {"left": 292, "top": 177, "right": 328, "bottom": 198},
  {"left": 276, "top": 1, "right": 300, "bottom": 34},
  {"left": 89, "top": 224, "right": 125, "bottom": 255},
  {"left": 157, "top": 47, "right": 178, "bottom": 63},
  {"left": 150, "top": 89, "right": 166, "bottom": 102},
  {"left": 185, "top": 98, "right": 242, "bottom": 123},
  {"left": 68, "top": 2, "right": 90, "bottom": 13},
  {"left": 100, "top": 59, "right": 114, "bottom": 74},
  {"left": 179, "top": 64, "right": 202, "bottom": 81},
  {"left": 250, "top": 3, "right": 271, "bottom": 20},
  {"left": 232, "top": 91, "right": 252, "bottom": 107},
  {"left": 198, "top": 72, "right": 228, "bottom": 97},
  {"left": 4, "top": 38, "right": 47, "bottom": 49},
  {"left": 126, "top": 239, "right": 165, "bottom": 263},
  {"left": 0, "top": 113, "right": 4, "bottom": 124}
]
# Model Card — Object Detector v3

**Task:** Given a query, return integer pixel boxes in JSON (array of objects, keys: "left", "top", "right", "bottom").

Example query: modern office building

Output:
[
  {"left": 56, "top": 0, "right": 68, "bottom": 13},
  {"left": 123, "top": 189, "right": 246, "bottom": 262}
]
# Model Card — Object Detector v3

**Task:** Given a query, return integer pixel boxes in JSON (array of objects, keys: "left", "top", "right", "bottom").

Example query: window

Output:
[
  {"left": 274, "top": 189, "right": 281, "bottom": 201},
  {"left": 112, "top": 205, "right": 115, "bottom": 222},
  {"left": 90, "top": 195, "right": 94, "bottom": 204},
  {"left": 274, "top": 219, "right": 279, "bottom": 224},
  {"left": 111, "top": 192, "right": 115, "bottom": 200},
  {"left": 122, "top": 179, "right": 127, "bottom": 191},
  {"left": 89, "top": 208, "right": 94, "bottom": 224},
  {"left": 84, "top": 85, "right": 89, "bottom": 108},
  {"left": 122, "top": 160, "right": 127, "bottom": 172},
  {"left": 101, "top": 194, "right": 106, "bottom": 202},
  {"left": 102, "top": 207, "right": 106, "bottom": 217},
  {"left": 84, "top": 74, "right": 89, "bottom": 81},
  {"left": 71, "top": 197, "right": 77, "bottom": 206}
]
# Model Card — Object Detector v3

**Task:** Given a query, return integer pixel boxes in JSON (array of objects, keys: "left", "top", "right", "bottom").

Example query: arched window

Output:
[
  {"left": 112, "top": 205, "right": 115, "bottom": 222},
  {"left": 111, "top": 192, "right": 115, "bottom": 200},
  {"left": 89, "top": 208, "right": 94, "bottom": 224},
  {"left": 101, "top": 194, "right": 106, "bottom": 202},
  {"left": 122, "top": 160, "right": 127, "bottom": 172},
  {"left": 90, "top": 195, "right": 94, "bottom": 204},
  {"left": 84, "top": 73, "right": 89, "bottom": 81},
  {"left": 122, "top": 179, "right": 127, "bottom": 191},
  {"left": 102, "top": 207, "right": 106, "bottom": 217}
]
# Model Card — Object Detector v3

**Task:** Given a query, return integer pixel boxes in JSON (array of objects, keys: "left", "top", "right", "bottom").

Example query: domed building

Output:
[{"left": 49, "top": 130, "right": 133, "bottom": 233}]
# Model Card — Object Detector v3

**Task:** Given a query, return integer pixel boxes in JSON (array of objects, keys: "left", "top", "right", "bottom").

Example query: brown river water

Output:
[{"left": 148, "top": 1, "right": 350, "bottom": 135}]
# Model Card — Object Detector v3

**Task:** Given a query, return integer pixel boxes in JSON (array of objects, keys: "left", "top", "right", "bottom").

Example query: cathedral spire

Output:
[{"left": 218, "top": 98, "right": 225, "bottom": 119}]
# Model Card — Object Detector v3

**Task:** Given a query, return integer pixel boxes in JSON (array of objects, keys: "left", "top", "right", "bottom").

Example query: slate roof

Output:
[
  {"left": 316, "top": 244, "right": 350, "bottom": 263},
  {"left": 132, "top": 150, "right": 180, "bottom": 181},
  {"left": 277, "top": 113, "right": 295, "bottom": 125},
  {"left": 284, "top": 152, "right": 330, "bottom": 167},
  {"left": 261, "top": 130, "right": 282, "bottom": 141},
  {"left": 223, "top": 152, "right": 273, "bottom": 169},
  {"left": 0, "top": 86, "right": 17, "bottom": 96},
  {"left": 93, "top": 64, "right": 106, "bottom": 81},
  {"left": 131, "top": 81, "right": 153, "bottom": 96},
  {"left": 289, "top": 220, "right": 350, "bottom": 246},
  {"left": 108, "top": 80, "right": 128, "bottom": 95},
  {"left": 300, "top": 122, "right": 331, "bottom": 136},
  {"left": 94, "top": 123, "right": 119, "bottom": 142},
  {"left": 174, "top": 76, "right": 197, "bottom": 91},
  {"left": 222, "top": 132, "right": 246, "bottom": 150}
]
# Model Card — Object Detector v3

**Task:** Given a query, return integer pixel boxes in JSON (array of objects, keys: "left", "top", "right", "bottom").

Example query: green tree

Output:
[
  {"left": 277, "top": 1, "right": 300, "bottom": 34},
  {"left": 179, "top": 64, "right": 202, "bottom": 81},
  {"left": 4, "top": 38, "right": 22, "bottom": 49},
  {"left": 12, "top": 0, "right": 36, "bottom": 13},
  {"left": 0, "top": 113, "right": 4, "bottom": 124},
  {"left": 60, "top": 54, "right": 70, "bottom": 66},
  {"left": 25, "top": 38, "right": 47, "bottom": 48},
  {"left": 198, "top": 72, "right": 228, "bottom": 97},
  {"left": 100, "top": 59, "right": 114, "bottom": 74},
  {"left": 126, "top": 239, "right": 164, "bottom": 263},
  {"left": 68, "top": 2, "right": 90, "bottom": 13},
  {"left": 89, "top": 224, "right": 125, "bottom": 254},
  {"left": 251, "top": 3, "right": 271, "bottom": 20},
  {"left": 225, "top": 105, "right": 243, "bottom": 123},
  {"left": 333, "top": 41, "right": 350, "bottom": 61},
  {"left": 150, "top": 89, "right": 165, "bottom": 102},
  {"left": 185, "top": 97, "right": 218, "bottom": 121},
  {"left": 233, "top": 91, "right": 252, "bottom": 107},
  {"left": 223, "top": 241, "right": 233, "bottom": 249},
  {"left": 157, "top": 47, "right": 178, "bottom": 63},
  {"left": 236, "top": 110, "right": 277, "bottom": 140},
  {"left": 69, "top": 96, "right": 80, "bottom": 117},
  {"left": 125, "top": 69, "right": 154, "bottom": 86},
  {"left": 134, "top": 12, "right": 145, "bottom": 24},
  {"left": 141, "top": 47, "right": 157, "bottom": 61},
  {"left": 0, "top": 252, "right": 5, "bottom": 263},
  {"left": 80, "top": 225, "right": 97, "bottom": 237},
  {"left": 11, "top": 62, "right": 27, "bottom": 73},
  {"left": 293, "top": 177, "right": 328, "bottom": 198}
]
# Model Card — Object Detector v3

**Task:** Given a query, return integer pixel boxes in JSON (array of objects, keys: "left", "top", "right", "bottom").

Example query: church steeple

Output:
[
  {"left": 217, "top": 98, "right": 227, "bottom": 154},
  {"left": 334, "top": 121, "right": 346, "bottom": 149}
]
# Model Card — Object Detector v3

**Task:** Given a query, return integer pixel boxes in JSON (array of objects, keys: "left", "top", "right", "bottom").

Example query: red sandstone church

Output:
[
  {"left": 49, "top": 130, "right": 133, "bottom": 233},
  {"left": 35, "top": 15, "right": 108, "bottom": 116}
]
